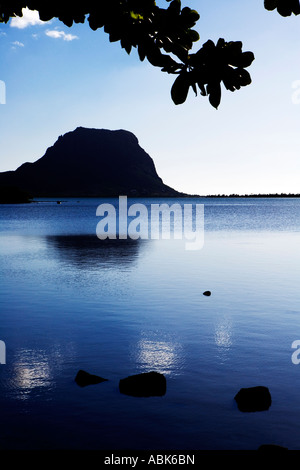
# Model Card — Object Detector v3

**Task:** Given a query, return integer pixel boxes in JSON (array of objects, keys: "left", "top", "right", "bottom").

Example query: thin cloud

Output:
[
  {"left": 10, "top": 8, "right": 48, "bottom": 29},
  {"left": 11, "top": 41, "right": 24, "bottom": 47},
  {"left": 45, "top": 30, "right": 78, "bottom": 41}
]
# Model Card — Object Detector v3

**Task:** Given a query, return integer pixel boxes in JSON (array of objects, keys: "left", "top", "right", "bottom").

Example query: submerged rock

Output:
[
  {"left": 203, "top": 291, "right": 211, "bottom": 296},
  {"left": 234, "top": 386, "right": 272, "bottom": 412},
  {"left": 75, "top": 369, "right": 108, "bottom": 387},
  {"left": 119, "top": 371, "right": 167, "bottom": 397}
]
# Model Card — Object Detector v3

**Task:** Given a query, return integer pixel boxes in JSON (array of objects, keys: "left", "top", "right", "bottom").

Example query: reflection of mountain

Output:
[{"left": 46, "top": 234, "right": 147, "bottom": 270}]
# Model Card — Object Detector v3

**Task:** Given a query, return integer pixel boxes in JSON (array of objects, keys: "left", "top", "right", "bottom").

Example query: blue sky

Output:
[{"left": 1, "top": 1, "right": 300, "bottom": 195}]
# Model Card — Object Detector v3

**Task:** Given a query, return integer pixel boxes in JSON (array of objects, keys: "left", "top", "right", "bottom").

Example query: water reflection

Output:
[
  {"left": 0, "top": 234, "right": 46, "bottom": 256},
  {"left": 214, "top": 316, "right": 233, "bottom": 363},
  {"left": 12, "top": 349, "right": 53, "bottom": 400},
  {"left": 9, "top": 344, "right": 76, "bottom": 401},
  {"left": 132, "top": 331, "right": 184, "bottom": 376},
  {"left": 46, "top": 234, "right": 148, "bottom": 270}
]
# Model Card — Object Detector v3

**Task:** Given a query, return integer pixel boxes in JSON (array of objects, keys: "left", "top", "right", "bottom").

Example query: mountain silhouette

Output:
[{"left": 0, "top": 127, "right": 185, "bottom": 199}]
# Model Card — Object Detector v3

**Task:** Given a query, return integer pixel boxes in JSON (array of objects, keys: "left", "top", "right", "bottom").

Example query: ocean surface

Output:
[{"left": 0, "top": 197, "right": 300, "bottom": 450}]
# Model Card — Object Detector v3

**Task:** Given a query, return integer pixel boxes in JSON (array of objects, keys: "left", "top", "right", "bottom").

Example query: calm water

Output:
[{"left": 0, "top": 197, "right": 300, "bottom": 450}]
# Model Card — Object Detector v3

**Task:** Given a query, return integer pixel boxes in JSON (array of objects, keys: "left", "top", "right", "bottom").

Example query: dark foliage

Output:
[
  {"left": 0, "top": 2, "right": 296, "bottom": 107},
  {"left": 264, "top": 0, "right": 300, "bottom": 17},
  {"left": 0, "top": 1, "right": 257, "bottom": 108}
]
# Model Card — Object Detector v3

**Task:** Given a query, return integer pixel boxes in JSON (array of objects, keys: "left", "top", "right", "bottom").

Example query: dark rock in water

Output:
[
  {"left": 258, "top": 444, "right": 288, "bottom": 452},
  {"left": 119, "top": 371, "right": 166, "bottom": 397},
  {"left": 75, "top": 369, "right": 108, "bottom": 387},
  {"left": 234, "top": 386, "right": 272, "bottom": 412},
  {"left": 203, "top": 291, "right": 211, "bottom": 296}
]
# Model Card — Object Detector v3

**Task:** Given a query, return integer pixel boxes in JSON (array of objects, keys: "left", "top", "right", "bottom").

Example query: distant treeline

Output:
[
  {"left": 0, "top": 186, "right": 32, "bottom": 203},
  {"left": 203, "top": 193, "right": 300, "bottom": 198}
]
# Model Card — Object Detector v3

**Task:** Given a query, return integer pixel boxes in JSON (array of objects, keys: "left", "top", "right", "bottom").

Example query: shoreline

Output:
[{"left": 2, "top": 193, "right": 300, "bottom": 204}]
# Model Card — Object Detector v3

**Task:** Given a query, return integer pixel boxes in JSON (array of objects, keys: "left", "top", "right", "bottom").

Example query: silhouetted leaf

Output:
[
  {"left": 277, "top": 1, "right": 293, "bottom": 16},
  {"left": 207, "top": 81, "right": 221, "bottom": 109},
  {"left": 189, "top": 10, "right": 201, "bottom": 22},
  {"left": 138, "top": 43, "right": 146, "bottom": 61},
  {"left": 237, "top": 68, "right": 252, "bottom": 86},
  {"left": 58, "top": 14, "right": 73, "bottom": 27},
  {"left": 197, "top": 82, "right": 206, "bottom": 96},
  {"left": 264, "top": 0, "right": 277, "bottom": 11},
  {"left": 38, "top": 10, "right": 54, "bottom": 22},
  {"left": 217, "top": 38, "right": 226, "bottom": 49},
  {"left": 168, "top": 0, "right": 181, "bottom": 17},
  {"left": 191, "top": 82, "right": 197, "bottom": 96},
  {"left": 202, "top": 39, "right": 216, "bottom": 51},
  {"left": 88, "top": 12, "right": 105, "bottom": 30},
  {"left": 109, "top": 32, "right": 122, "bottom": 42},
  {"left": 222, "top": 67, "right": 237, "bottom": 91},
  {"left": 121, "top": 38, "right": 132, "bottom": 54},
  {"left": 291, "top": 0, "right": 300, "bottom": 15},
  {"left": 171, "top": 72, "right": 190, "bottom": 105},
  {"left": 188, "top": 29, "right": 200, "bottom": 42},
  {"left": 180, "top": 7, "right": 200, "bottom": 27},
  {"left": 239, "top": 51, "right": 255, "bottom": 67}
]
